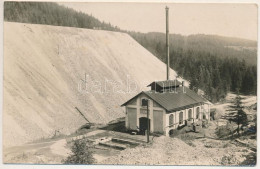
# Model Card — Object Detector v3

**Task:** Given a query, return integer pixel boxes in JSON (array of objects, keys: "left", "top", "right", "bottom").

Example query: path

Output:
[
  {"left": 50, "top": 139, "right": 70, "bottom": 157},
  {"left": 3, "top": 129, "right": 106, "bottom": 164}
]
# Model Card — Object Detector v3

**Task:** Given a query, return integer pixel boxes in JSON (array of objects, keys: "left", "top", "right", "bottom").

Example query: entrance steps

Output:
[
  {"left": 111, "top": 138, "right": 140, "bottom": 145},
  {"left": 98, "top": 137, "right": 141, "bottom": 150},
  {"left": 99, "top": 141, "right": 127, "bottom": 150}
]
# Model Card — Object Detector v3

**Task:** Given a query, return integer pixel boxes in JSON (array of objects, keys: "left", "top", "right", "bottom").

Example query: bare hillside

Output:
[{"left": 3, "top": 22, "right": 180, "bottom": 146}]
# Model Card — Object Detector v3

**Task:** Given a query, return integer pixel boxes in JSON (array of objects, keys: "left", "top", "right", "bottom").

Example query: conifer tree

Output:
[{"left": 226, "top": 90, "right": 248, "bottom": 135}]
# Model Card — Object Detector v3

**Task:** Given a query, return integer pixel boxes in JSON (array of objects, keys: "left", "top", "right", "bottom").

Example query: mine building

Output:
[
  {"left": 121, "top": 6, "right": 210, "bottom": 136},
  {"left": 121, "top": 80, "right": 211, "bottom": 136}
]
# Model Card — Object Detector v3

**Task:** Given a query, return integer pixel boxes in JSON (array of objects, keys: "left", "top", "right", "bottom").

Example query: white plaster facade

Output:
[{"left": 125, "top": 94, "right": 211, "bottom": 136}]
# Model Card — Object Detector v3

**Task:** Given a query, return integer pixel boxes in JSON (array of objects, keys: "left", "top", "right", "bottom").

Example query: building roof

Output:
[
  {"left": 121, "top": 86, "right": 206, "bottom": 112},
  {"left": 147, "top": 80, "right": 182, "bottom": 88}
]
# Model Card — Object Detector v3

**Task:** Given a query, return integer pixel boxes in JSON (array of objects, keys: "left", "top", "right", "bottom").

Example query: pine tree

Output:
[{"left": 226, "top": 90, "right": 248, "bottom": 136}]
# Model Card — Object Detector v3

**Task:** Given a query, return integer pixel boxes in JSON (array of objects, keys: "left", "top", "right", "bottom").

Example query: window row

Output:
[{"left": 169, "top": 107, "right": 202, "bottom": 126}]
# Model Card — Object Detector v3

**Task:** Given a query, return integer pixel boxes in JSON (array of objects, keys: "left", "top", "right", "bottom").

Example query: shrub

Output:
[
  {"left": 64, "top": 139, "right": 95, "bottom": 164},
  {"left": 221, "top": 154, "right": 237, "bottom": 165}
]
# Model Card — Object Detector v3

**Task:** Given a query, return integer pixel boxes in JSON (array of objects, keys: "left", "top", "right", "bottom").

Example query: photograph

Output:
[{"left": 2, "top": 0, "right": 258, "bottom": 166}]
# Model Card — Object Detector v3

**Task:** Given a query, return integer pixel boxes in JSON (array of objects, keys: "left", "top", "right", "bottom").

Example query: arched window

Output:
[
  {"left": 196, "top": 107, "right": 200, "bottom": 119},
  {"left": 169, "top": 114, "right": 173, "bottom": 126},
  {"left": 188, "top": 109, "right": 192, "bottom": 120},
  {"left": 203, "top": 113, "right": 206, "bottom": 119},
  {"left": 179, "top": 112, "right": 183, "bottom": 124}
]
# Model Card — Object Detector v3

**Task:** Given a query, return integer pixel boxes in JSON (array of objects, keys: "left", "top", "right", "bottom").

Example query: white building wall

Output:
[
  {"left": 176, "top": 111, "right": 179, "bottom": 125},
  {"left": 125, "top": 96, "right": 210, "bottom": 136},
  {"left": 164, "top": 104, "right": 209, "bottom": 136},
  {"left": 202, "top": 103, "right": 210, "bottom": 121},
  {"left": 136, "top": 97, "right": 140, "bottom": 129},
  {"left": 185, "top": 109, "right": 188, "bottom": 121},
  {"left": 150, "top": 100, "right": 154, "bottom": 132},
  {"left": 128, "top": 94, "right": 165, "bottom": 133}
]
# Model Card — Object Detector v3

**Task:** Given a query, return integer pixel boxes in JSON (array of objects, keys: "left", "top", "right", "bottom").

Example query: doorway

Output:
[{"left": 139, "top": 117, "right": 150, "bottom": 135}]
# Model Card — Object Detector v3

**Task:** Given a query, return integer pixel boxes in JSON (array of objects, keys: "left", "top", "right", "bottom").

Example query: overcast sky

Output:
[{"left": 59, "top": 2, "right": 258, "bottom": 41}]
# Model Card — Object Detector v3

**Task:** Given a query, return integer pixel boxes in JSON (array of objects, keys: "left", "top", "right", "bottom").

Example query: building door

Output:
[
  {"left": 127, "top": 108, "right": 137, "bottom": 130},
  {"left": 153, "top": 110, "right": 164, "bottom": 133},
  {"left": 139, "top": 117, "right": 150, "bottom": 135}
]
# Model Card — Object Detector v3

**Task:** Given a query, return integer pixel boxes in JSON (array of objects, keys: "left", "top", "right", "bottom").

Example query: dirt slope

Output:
[
  {"left": 3, "top": 22, "right": 182, "bottom": 147},
  {"left": 101, "top": 136, "right": 251, "bottom": 165}
]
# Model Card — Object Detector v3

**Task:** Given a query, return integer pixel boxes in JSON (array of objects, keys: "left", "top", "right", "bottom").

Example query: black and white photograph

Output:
[{"left": 1, "top": 0, "right": 258, "bottom": 167}]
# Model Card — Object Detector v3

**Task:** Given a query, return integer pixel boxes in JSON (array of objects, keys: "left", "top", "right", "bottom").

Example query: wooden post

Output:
[{"left": 147, "top": 100, "right": 150, "bottom": 143}]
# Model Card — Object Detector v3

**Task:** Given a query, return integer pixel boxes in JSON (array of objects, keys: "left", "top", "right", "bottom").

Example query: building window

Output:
[
  {"left": 169, "top": 114, "right": 173, "bottom": 126},
  {"left": 179, "top": 112, "right": 183, "bottom": 124},
  {"left": 141, "top": 98, "right": 148, "bottom": 106},
  {"left": 203, "top": 113, "right": 206, "bottom": 119},
  {"left": 188, "top": 109, "right": 192, "bottom": 120},
  {"left": 196, "top": 107, "right": 200, "bottom": 119}
]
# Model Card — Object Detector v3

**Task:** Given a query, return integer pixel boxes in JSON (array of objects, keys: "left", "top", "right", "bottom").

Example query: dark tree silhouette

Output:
[{"left": 226, "top": 90, "right": 248, "bottom": 135}]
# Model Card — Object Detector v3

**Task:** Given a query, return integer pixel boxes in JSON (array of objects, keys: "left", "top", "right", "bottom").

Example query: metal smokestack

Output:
[{"left": 166, "top": 6, "right": 170, "bottom": 80}]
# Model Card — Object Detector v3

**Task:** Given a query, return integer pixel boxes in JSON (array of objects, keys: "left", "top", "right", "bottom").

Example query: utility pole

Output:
[{"left": 146, "top": 99, "right": 150, "bottom": 143}]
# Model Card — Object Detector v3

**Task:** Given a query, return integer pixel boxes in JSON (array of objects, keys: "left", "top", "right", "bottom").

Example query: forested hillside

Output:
[
  {"left": 129, "top": 32, "right": 257, "bottom": 65},
  {"left": 4, "top": 1, "right": 257, "bottom": 102},
  {"left": 129, "top": 32, "right": 257, "bottom": 102},
  {"left": 4, "top": 1, "right": 120, "bottom": 31}
]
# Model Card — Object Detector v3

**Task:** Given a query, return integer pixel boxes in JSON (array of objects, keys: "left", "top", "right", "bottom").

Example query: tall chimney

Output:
[{"left": 166, "top": 6, "right": 170, "bottom": 80}]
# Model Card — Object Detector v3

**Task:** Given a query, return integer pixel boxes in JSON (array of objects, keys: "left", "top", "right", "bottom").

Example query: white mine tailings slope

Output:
[{"left": 4, "top": 22, "right": 179, "bottom": 147}]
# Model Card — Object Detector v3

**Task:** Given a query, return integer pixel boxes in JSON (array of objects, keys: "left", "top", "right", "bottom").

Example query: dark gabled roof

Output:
[
  {"left": 121, "top": 86, "right": 206, "bottom": 112},
  {"left": 147, "top": 80, "right": 182, "bottom": 88}
]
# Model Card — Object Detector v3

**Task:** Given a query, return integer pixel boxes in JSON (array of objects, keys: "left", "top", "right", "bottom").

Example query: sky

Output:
[{"left": 59, "top": 2, "right": 258, "bottom": 41}]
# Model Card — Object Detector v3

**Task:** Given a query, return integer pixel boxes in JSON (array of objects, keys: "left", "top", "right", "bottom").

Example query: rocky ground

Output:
[
  {"left": 100, "top": 126, "right": 255, "bottom": 165},
  {"left": 100, "top": 93, "right": 257, "bottom": 166},
  {"left": 4, "top": 119, "right": 256, "bottom": 165}
]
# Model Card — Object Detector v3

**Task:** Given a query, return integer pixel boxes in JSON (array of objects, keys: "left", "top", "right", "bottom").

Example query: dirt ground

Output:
[
  {"left": 100, "top": 122, "right": 256, "bottom": 166},
  {"left": 3, "top": 130, "right": 105, "bottom": 164},
  {"left": 4, "top": 119, "right": 256, "bottom": 165},
  {"left": 3, "top": 129, "right": 145, "bottom": 164},
  {"left": 100, "top": 94, "right": 257, "bottom": 166}
]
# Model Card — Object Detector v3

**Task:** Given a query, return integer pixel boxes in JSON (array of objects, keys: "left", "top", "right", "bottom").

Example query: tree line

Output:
[
  {"left": 4, "top": 2, "right": 257, "bottom": 102},
  {"left": 129, "top": 32, "right": 257, "bottom": 102},
  {"left": 4, "top": 1, "right": 121, "bottom": 31}
]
